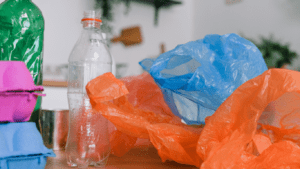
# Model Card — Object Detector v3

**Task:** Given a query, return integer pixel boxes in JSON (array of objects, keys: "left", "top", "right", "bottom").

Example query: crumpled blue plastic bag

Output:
[{"left": 139, "top": 33, "right": 268, "bottom": 125}]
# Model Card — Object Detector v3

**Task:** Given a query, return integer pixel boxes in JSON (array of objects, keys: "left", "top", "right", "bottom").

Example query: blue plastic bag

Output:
[{"left": 140, "top": 33, "right": 268, "bottom": 125}]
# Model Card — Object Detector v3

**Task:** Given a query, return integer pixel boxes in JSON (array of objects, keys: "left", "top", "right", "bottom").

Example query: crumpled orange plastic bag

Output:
[
  {"left": 86, "top": 69, "right": 300, "bottom": 168},
  {"left": 197, "top": 68, "right": 300, "bottom": 169},
  {"left": 86, "top": 72, "right": 203, "bottom": 166}
]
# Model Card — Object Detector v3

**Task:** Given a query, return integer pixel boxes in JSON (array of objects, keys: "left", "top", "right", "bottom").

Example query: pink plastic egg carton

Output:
[{"left": 0, "top": 61, "right": 45, "bottom": 122}]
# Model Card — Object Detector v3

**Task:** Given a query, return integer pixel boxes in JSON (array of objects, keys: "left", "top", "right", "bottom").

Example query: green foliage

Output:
[
  {"left": 95, "top": 0, "right": 118, "bottom": 21},
  {"left": 95, "top": 0, "right": 118, "bottom": 36},
  {"left": 245, "top": 35, "right": 298, "bottom": 68}
]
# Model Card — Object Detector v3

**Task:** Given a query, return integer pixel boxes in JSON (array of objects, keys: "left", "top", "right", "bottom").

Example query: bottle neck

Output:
[
  {"left": 80, "top": 21, "right": 104, "bottom": 43},
  {"left": 82, "top": 20, "right": 101, "bottom": 29},
  {"left": 9, "top": 0, "right": 32, "bottom": 2}
]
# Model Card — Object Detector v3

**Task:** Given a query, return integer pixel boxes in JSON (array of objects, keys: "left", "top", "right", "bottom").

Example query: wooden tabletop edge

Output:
[{"left": 43, "top": 80, "right": 68, "bottom": 87}]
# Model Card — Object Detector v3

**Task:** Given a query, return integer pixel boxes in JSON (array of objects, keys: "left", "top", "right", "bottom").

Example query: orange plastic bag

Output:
[
  {"left": 197, "top": 68, "right": 300, "bottom": 168},
  {"left": 86, "top": 69, "right": 300, "bottom": 168},
  {"left": 86, "top": 72, "right": 203, "bottom": 167}
]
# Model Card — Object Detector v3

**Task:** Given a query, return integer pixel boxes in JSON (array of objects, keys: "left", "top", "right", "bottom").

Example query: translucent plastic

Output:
[
  {"left": 65, "top": 11, "right": 112, "bottom": 168},
  {"left": 140, "top": 33, "right": 268, "bottom": 125},
  {"left": 86, "top": 69, "right": 300, "bottom": 168},
  {"left": 196, "top": 69, "right": 300, "bottom": 169}
]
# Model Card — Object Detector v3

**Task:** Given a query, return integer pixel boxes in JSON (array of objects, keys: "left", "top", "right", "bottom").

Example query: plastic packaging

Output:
[
  {"left": 65, "top": 11, "right": 112, "bottom": 168},
  {"left": 196, "top": 68, "right": 300, "bottom": 169},
  {"left": 140, "top": 33, "right": 268, "bottom": 125},
  {"left": 86, "top": 69, "right": 300, "bottom": 168},
  {"left": 0, "top": 155, "right": 49, "bottom": 169},
  {"left": 0, "top": 92, "right": 43, "bottom": 122},
  {"left": 0, "top": 61, "right": 44, "bottom": 122},
  {"left": 87, "top": 73, "right": 156, "bottom": 157},
  {"left": 86, "top": 72, "right": 203, "bottom": 167},
  {"left": 0, "top": 0, "right": 45, "bottom": 128},
  {"left": 0, "top": 0, "right": 44, "bottom": 85},
  {"left": 102, "top": 33, "right": 116, "bottom": 76},
  {"left": 0, "top": 122, "right": 55, "bottom": 169},
  {"left": 0, "top": 61, "right": 44, "bottom": 92}
]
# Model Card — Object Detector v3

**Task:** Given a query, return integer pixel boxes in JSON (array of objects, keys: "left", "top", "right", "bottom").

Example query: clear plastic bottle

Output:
[
  {"left": 65, "top": 11, "right": 112, "bottom": 168},
  {"left": 102, "top": 33, "right": 116, "bottom": 76}
]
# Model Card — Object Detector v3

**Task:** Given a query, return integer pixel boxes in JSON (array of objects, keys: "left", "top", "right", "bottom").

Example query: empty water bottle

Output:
[{"left": 65, "top": 11, "right": 112, "bottom": 168}]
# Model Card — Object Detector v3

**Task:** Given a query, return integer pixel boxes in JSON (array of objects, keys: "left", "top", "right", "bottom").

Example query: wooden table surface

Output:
[{"left": 45, "top": 146, "right": 198, "bottom": 169}]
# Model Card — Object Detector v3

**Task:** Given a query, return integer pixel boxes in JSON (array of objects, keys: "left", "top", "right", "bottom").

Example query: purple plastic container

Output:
[{"left": 0, "top": 61, "right": 45, "bottom": 122}]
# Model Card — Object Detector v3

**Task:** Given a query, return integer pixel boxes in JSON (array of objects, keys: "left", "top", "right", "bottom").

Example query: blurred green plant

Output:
[
  {"left": 244, "top": 35, "right": 298, "bottom": 68},
  {"left": 95, "top": 0, "right": 119, "bottom": 37},
  {"left": 95, "top": 0, "right": 118, "bottom": 21},
  {"left": 95, "top": 0, "right": 182, "bottom": 28}
]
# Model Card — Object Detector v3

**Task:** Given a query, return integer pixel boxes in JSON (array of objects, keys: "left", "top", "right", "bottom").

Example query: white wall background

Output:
[
  {"left": 192, "top": 0, "right": 300, "bottom": 68},
  {"left": 108, "top": 1, "right": 194, "bottom": 76},
  {"left": 2, "top": 0, "right": 300, "bottom": 74},
  {"left": 33, "top": 0, "right": 92, "bottom": 66},
  {"left": 110, "top": 0, "right": 300, "bottom": 71},
  {"left": 34, "top": 0, "right": 194, "bottom": 77}
]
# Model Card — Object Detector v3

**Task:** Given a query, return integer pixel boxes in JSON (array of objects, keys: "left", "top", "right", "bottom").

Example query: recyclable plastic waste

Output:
[
  {"left": 140, "top": 33, "right": 268, "bottom": 125},
  {"left": 0, "top": 0, "right": 44, "bottom": 85},
  {"left": 0, "top": 61, "right": 44, "bottom": 122},
  {"left": 0, "top": 122, "right": 55, "bottom": 169},
  {"left": 197, "top": 68, "right": 300, "bottom": 169},
  {"left": 86, "top": 72, "right": 203, "bottom": 166},
  {"left": 86, "top": 69, "right": 300, "bottom": 168},
  {"left": 0, "top": 0, "right": 45, "bottom": 129},
  {"left": 0, "top": 61, "right": 44, "bottom": 92},
  {"left": 105, "top": 72, "right": 181, "bottom": 157},
  {"left": 65, "top": 11, "right": 112, "bottom": 168}
]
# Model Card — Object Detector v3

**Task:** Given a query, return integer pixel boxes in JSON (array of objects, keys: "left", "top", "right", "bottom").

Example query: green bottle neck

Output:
[{"left": 8, "top": 0, "right": 32, "bottom": 2}]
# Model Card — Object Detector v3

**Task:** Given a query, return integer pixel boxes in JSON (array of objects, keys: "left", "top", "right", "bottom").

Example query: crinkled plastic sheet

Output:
[
  {"left": 140, "top": 33, "right": 268, "bottom": 125},
  {"left": 86, "top": 69, "right": 300, "bottom": 168}
]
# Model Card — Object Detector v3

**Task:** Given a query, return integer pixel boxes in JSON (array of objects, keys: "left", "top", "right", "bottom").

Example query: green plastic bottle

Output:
[{"left": 0, "top": 0, "right": 44, "bottom": 130}]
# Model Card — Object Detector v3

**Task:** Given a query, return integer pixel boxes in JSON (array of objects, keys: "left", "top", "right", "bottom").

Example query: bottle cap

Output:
[
  {"left": 81, "top": 18, "right": 102, "bottom": 22},
  {"left": 81, "top": 10, "right": 102, "bottom": 22}
]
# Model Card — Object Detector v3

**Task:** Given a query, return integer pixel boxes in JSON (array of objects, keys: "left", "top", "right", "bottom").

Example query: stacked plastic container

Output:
[{"left": 0, "top": 61, "right": 55, "bottom": 169}]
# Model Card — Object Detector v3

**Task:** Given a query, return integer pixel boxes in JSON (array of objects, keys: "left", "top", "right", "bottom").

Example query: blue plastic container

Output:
[{"left": 0, "top": 122, "right": 55, "bottom": 169}]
